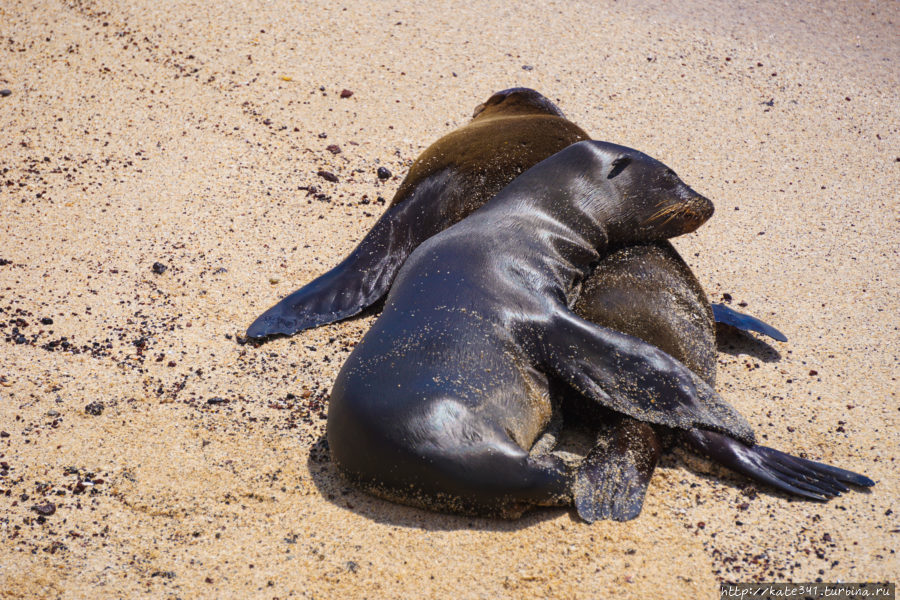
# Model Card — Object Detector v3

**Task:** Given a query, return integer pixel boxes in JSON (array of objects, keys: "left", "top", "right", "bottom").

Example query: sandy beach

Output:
[{"left": 1, "top": 0, "right": 897, "bottom": 597}]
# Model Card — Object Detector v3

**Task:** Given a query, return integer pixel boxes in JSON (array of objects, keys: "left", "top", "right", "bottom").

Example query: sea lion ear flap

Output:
[{"left": 607, "top": 156, "right": 632, "bottom": 179}]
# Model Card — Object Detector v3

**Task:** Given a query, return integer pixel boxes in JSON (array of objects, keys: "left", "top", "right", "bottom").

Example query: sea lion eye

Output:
[{"left": 607, "top": 156, "right": 632, "bottom": 179}]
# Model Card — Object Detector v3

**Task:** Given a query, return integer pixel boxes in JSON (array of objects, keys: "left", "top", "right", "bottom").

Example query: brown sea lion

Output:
[
  {"left": 247, "top": 88, "right": 588, "bottom": 338},
  {"left": 568, "top": 243, "right": 872, "bottom": 521}
]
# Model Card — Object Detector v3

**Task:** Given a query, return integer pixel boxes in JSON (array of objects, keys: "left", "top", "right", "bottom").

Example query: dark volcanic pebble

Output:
[
  {"left": 151, "top": 262, "right": 167, "bottom": 274},
  {"left": 376, "top": 166, "right": 392, "bottom": 180},
  {"left": 317, "top": 170, "right": 339, "bottom": 183},
  {"left": 206, "top": 397, "right": 228, "bottom": 405},
  {"left": 339, "top": 89, "right": 353, "bottom": 98},
  {"left": 32, "top": 502, "right": 56, "bottom": 516},
  {"left": 0, "top": 89, "right": 11, "bottom": 97},
  {"left": 326, "top": 144, "right": 341, "bottom": 154},
  {"left": 41, "top": 317, "right": 54, "bottom": 325},
  {"left": 85, "top": 401, "right": 104, "bottom": 416}
]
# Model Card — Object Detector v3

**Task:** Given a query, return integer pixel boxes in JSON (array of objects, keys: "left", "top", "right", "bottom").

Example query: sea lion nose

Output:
[
  {"left": 667, "top": 190, "right": 714, "bottom": 235},
  {"left": 693, "top": 192, "right": 714, "bottom": 223},
  {"left": 681, "top": 190, "right": 714, "bottom": 231}
]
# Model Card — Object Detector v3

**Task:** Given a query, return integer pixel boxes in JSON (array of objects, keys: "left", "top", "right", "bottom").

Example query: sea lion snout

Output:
[
  {"left": 673, "top": 187, "right": 715, "bottom": 234},
  {"left": 640, "top": 189, "right": 713, "bottom": 238}
]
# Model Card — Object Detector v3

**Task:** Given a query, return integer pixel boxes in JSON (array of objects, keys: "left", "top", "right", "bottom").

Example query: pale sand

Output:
[{"left": 1, "top": 0, "right": 897, "bottom": 598}]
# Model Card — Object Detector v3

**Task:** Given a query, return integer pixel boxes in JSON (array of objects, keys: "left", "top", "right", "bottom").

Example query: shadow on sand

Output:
[
  {"left": 304, "top": 415, "right": 869, "bottom": 530},
  {"left": 716, "top": 323, "right": 783, "bottom": 363},
  {"left": 305, "top": 434, "right": 572, "bottom": 531}
]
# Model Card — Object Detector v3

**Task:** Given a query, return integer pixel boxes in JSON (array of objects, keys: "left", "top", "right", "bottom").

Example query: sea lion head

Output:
[
  {"left": 578, "top": 141, "right": 715, "bottom": 243},
  {"left": 471, "top": 88, "right": 566, "bottom": 121}
]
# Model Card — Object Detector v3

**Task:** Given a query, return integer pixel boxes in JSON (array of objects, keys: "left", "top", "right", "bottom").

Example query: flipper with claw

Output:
[
  {"left": 712, "top": 303, "right": 787, "bottom": 342},
  {"left": 684, "top": 429, "right": 874, "bottom": 500},
  {"left": 247, "top": 170, "right": 457, "bottom": 339}
]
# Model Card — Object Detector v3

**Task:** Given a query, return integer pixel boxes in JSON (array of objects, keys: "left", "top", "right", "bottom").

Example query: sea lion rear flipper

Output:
[
  {"left": 537, "top": 308, "right": 756, "bottom": 445},
  {"left": 246, "top": 171, "right": 456, "bottom": 339},
  {"left": 574, "top": 418, "right": 661, "bottom": 522},
  {"left": 711, "top": 303, "right": 787, "bottom": 342},
  {"left": 684, "top": 429, "right": 875, "bottom": 500}
]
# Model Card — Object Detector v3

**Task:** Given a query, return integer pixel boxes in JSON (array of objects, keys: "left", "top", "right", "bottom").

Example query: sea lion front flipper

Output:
[
  {"left": 246, "top": 170, "right": 456, "bottom": 339},
  {"left": 536, "top": 308, "right": 756, "bottom": 445},
  {"left": 711, "top": 303, "right": 788, "bottom": 342},
  {"left": 684, "top": 429, "right": 875, "bottom": 500},
  {"left": 574, "top": 417, "right": 662, "bottom": 522}
]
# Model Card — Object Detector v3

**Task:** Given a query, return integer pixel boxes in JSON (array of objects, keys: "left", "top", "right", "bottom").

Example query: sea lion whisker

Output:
[{"left": 643, "top": 204, "right": 681, "bottom": 225}]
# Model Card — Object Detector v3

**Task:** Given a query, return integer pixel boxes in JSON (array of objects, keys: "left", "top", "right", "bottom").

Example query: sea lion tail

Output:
[
  {"left": 573, "top": 418, "right": 662, "bottom": 522},
  {"left": 711, "top": 303, "right": 788, "bottom": 342},
  {"left": 683, "top": 429, "right": 875, "bottom": 500}
]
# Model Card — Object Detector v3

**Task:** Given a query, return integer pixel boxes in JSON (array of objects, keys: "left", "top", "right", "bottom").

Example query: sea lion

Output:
[
  {"left": 246, "top": 88, "right": 784, "bottom": 343},
  {"left": 247, "top": 88, "right": 588, "bottom": 338},
  {"left": 567, "top": 243, "right": 873, "bottom": 521},
  {"left": 327, "top": 140, "right": 759, "bottom": 519}
]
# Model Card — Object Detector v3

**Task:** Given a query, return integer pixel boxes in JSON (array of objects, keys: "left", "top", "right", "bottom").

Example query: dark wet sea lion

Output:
[
  {"left": 247, "top": 88, "right": 589, "bottom": 338},
  {"left": 327, "top": 140, "right": 760, "bottom": 519},
  {"left": 569, "top": 243, "right": 873, "bottom": 521},
  {"left": 246, "top": 88, "right": 784, "bottom": 343}
]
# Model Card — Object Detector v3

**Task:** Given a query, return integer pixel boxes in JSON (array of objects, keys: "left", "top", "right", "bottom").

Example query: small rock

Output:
[
  {"left": 151, "top": 571, "right": 176, "bottom": 579},
  {"left": 0, "top": 89, "right": 11, "bottom": 97},
  {"left": 151, "top": 262, "right": 167, "bottom": 274},
  {"left": 85, "top": 402, "right": 104, "bottom": 416},
  {"left": 41, "top": 317, "right": 53, "bottom": 325},
  {"left": 317, "top": 170, "right": 339, "bottom": 183},
  {"left": 326, "top": 144, "right": 341, "bottom": 154},
  {"left": 521, "top": 65, "right": 534, "bottom": 71},
  {"left": 206, "top": 397, "right": 228, "bottom": 405},
  {"left": 377, "top": 166, "right": 391, "bottom": 180},
  {"left": 32, "top": 502, "right": 56, "bottom": 516},
  {"left": 339, "top": 89, "right": 353, "bottom": 98}
]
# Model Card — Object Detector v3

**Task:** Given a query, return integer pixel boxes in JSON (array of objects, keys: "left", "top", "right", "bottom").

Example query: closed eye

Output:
[{"left": 607, "top": 156, "right": 632, "bottom": 179}]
